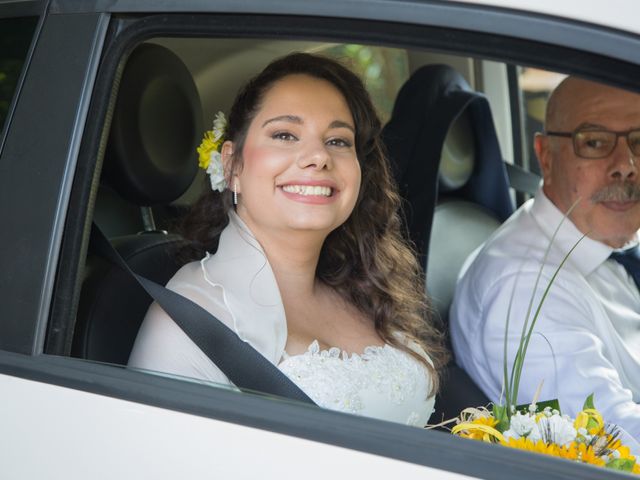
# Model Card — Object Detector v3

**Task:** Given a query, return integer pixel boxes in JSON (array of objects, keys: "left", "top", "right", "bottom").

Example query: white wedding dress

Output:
[
  {"left": 278, "top": 340, "right": 435, "bottom": 427},
  {"left": 130, "top": 213, "right": 436, "bottom": 428}
]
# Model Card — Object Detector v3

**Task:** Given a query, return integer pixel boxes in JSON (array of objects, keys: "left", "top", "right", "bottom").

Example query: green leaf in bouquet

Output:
[
  {"left": 515, "top": 398, "right": 561, "bottom": 415},
  {"left": 492, "top": 403, "right": 510, "bottom": 433},
  {"left": 580, "top": 393, "right": 603, "bottom": 431},
  {"left": 582, "top": 393, "right": 595, "bottom": 410},
  {"left": 606, "top": 458, "right": 635, "bottom": 473}
]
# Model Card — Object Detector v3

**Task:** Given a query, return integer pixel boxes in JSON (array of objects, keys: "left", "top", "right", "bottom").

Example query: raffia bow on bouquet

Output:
[{"left": 448, "top": 200, "right": 640, "bottom": 475}]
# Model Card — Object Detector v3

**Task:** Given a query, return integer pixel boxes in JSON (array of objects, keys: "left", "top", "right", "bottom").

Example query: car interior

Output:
[{"left": 58, "top": 36, "right": 549, "bottom": 423}]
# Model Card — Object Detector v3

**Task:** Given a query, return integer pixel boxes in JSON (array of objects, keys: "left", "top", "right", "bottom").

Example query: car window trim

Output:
[
  {"left": 49, "top": 13, "right": 640, "bottom": 355},
  {"left": 0, "top": 349, "right": 614, "bottom": 480},
  {"left": 0, "top": 11, "right": 109, "bottom": 354},
  {"left": 47, "top": 0, "right": 640, "bottom": 67},
  {"left": 506, "top": 63, "right": 530, "bottom": 206},
  {"left": 0, "top": 0, "right": 46, "bottom": 18}
]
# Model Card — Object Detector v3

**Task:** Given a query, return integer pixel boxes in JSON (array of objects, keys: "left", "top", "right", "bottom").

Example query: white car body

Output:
[{"left": 1, "top": 1, "right": 638, "bottom": 479}]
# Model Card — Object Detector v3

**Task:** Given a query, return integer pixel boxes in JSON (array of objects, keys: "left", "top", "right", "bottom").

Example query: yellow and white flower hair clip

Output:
[{"left": 197, "top": 111, "right": 227, "bottom": 192}]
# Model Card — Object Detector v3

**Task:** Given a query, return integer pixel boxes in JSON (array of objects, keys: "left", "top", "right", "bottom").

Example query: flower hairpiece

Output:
[{"left": 197, "top": 111, "right": 227, "bottom": 192}]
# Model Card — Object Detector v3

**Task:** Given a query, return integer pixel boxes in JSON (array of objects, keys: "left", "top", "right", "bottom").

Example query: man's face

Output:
[{"left": 536, "top": 80, "right": 640, "bottom": 248}]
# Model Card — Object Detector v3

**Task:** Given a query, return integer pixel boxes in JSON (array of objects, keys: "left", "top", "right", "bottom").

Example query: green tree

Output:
[{"left": 323, "top": 44, "right": 408, "bottom": 123}]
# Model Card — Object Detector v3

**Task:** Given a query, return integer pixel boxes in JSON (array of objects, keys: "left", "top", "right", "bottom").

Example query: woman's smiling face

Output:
[{"left": 231, "top": 74, "right": 361, "bottom": 240}]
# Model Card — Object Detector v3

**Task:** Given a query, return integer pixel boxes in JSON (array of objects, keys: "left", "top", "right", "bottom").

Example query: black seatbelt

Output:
[
  {"left": 90, "top": 223, "right": 315, "bottom": 405},
  {"left": 505, "top": 162, "right": 541, "bottom": 196}
]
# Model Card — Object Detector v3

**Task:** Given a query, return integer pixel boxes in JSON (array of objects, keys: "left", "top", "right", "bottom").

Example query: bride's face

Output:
[{"left": 232, "top": 74, "right": 361, "bottom": 240}]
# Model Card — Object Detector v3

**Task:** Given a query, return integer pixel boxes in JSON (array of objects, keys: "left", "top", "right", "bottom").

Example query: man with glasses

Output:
[{"left": 450, "top": 77, "right": 640, "bottom": 439}]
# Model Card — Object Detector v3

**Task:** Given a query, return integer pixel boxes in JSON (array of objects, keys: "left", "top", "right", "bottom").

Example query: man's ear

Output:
[{"left": 534, "top": 132, "right": 553, "bottom": 186}]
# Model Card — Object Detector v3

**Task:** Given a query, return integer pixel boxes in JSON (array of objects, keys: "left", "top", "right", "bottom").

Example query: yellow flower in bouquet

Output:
[{"left": 451, "top": 408, "right": 504, "bottom": 443}]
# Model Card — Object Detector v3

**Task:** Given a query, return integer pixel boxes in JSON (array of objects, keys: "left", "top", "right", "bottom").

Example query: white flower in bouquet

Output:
[
  {"left": 529, "top": 414, "right": 577, "bottom": 447},
  {"left": 503, "top": 411, "right": 537, "bottom": 439}
]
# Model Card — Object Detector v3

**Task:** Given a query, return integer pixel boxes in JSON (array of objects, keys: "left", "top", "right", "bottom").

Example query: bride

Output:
[{"left": 128, "top": 52, "right": 448, "bottom": 427}]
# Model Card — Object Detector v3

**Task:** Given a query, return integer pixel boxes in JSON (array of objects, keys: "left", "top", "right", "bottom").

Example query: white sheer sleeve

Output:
[{"left": 127, "top": 261, "right": 236, "bottom": 388}]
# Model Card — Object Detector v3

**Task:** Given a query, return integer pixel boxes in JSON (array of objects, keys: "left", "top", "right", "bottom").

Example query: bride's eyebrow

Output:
[
  {"left": 262, "top": 116, "right": 355, "bottom": 134},
  {"left": 262, "top": 115, "right": 302, "bottom": 127},
  {"left": 329, "top": 120, "right": 355, "bottom": 134}
]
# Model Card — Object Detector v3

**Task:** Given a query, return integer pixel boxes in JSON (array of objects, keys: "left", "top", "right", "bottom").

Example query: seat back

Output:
[
  {"left": 427, "top": 200, "right": 501, "bottom": 320},
  {"left": 72, "top": 43, "right": 202, "bottom": 364},
  {"left": 74, "top": 234, "right": 182, "bottom": 364},
  {"left": 382, "top": 64, "right": 513, "bottom": 269},
  {"left": 426, "top": 106, "right": 504, "bottom": 319},
  {"left": 383, "top": 64, "right": 514, "bottom": 421}
]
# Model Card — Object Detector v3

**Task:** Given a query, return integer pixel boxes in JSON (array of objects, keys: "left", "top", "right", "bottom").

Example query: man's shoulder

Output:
[
  {"left": 459, "top": 199, "right": 584, "bottom": 291},
  {"left": 467, "top": 204, "right": 544, "bottom": 273}
]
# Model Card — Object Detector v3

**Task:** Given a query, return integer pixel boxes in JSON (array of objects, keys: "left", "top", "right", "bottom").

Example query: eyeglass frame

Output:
[{"left": 544, "top": 128, "right": 640, "bottom": 159}]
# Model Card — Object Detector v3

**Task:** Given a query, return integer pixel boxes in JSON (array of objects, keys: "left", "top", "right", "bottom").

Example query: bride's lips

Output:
[{"left": 277, "top": 180, "right": 339, "bottom": 204}]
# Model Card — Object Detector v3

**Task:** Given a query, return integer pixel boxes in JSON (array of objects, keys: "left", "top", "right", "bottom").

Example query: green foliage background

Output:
[{"left": 322, "top": 44, "right": 409, "bottom": 123}]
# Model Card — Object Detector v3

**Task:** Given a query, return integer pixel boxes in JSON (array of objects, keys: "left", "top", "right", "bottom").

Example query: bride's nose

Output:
[{"left": 297, "top": 140, "right": 332, "bottom": 170}]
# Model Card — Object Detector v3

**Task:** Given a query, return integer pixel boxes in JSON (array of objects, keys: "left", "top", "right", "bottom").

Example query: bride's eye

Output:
[
  {"left": 272, "top": 131, "right": 298, "bottom": 142},
  {"left": 326, "top": 137, "right": 353, "bottom": 148}
]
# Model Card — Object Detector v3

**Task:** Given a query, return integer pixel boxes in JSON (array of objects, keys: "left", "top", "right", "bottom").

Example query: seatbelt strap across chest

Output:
[{"left": 90, "top": 223, "right": 316, "bottom": 405}]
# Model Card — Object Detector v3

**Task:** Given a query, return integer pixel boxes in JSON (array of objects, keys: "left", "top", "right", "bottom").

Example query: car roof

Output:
[
  {"left": 3, "top": 0, "right": 623, "bottom": 71},
  {"left": 456, "top": 0, "right": 640, "bottom": 36}
]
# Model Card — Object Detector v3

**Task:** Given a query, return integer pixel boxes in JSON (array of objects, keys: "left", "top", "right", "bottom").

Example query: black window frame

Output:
[{"left": 48, "top": 12, "right": 640, "bottom": 357}]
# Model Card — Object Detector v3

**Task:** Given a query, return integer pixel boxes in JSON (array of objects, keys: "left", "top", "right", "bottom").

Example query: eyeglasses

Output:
[{"left": 545, "top": 128, "right": 640, "bottom": 159}]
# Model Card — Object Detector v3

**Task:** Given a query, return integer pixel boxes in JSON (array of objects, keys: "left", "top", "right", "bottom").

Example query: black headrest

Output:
[
  {"left": 382, "top": 64, "right": 513, "bottom": 262},
  {"left": 104, "top": 43, "right": 201, "bottom": 206}
]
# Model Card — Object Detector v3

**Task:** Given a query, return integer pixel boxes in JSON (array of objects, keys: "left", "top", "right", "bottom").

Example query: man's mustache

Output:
[{"left": 591, "top": 182, "right": 640, "bottom": 203}]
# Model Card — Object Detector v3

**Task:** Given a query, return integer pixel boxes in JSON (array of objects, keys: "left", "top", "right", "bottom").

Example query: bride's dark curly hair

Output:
[{"left": 178, "top": 52, "right": 448, "bottom": 393}]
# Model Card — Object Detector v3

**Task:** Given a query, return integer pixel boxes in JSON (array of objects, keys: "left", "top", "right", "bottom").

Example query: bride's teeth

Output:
[{"left": 282, "top": 185, "right": 332, "bottom": 196}]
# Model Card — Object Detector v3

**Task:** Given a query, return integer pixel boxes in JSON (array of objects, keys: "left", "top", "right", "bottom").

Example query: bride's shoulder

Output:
[
  {"left": 392, "top": 331, "right": 435, "bottom": 367},
  {"left": 167, "top": 258, "right": 204, "bottom": 285},
  {"left": 166, "top": 255, "right": 218, "bottom": 296}
]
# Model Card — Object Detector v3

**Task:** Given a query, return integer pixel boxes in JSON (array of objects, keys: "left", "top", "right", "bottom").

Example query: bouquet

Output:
[
  {"left": 452, "top": 396, "right": 639, "bottom": 474},
  {"left": 450, "top": 201, "right": 640, "bottom": 475}
]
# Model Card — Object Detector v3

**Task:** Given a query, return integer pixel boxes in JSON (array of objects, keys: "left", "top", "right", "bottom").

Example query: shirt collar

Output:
[
  {"left": 198, "top": 210, "right": 287, "bottom": 361},
  {"left": 529, "top": 189, "right": 614, "bottom": 276}
]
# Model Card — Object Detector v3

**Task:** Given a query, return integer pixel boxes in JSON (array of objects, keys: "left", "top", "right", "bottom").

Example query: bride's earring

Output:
[{"left": 233, "top": 182, "right": 238, "bottom": 206}]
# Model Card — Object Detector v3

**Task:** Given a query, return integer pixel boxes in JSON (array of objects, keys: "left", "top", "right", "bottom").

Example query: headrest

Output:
[
  {"left": 439, "top": 110, "right": 474, "bottom": 192},
  {"left": 103, "top": 43, "right": 201, "bottom": 206},
  {"left": 382, "top": 64, "right": 513, "bottom": 263}
]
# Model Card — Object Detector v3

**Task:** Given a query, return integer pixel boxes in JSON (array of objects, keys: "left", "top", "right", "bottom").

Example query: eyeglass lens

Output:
[{"left": 575, "top": 130, "right": 640, "bottom": 158}]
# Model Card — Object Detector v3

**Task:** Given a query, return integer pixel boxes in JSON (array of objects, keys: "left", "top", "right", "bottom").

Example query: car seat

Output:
[
  {"left": 383, "top": 64, "right": 515, "bottom": 422},
  {"left": 72, "top": 43, "right": 202, "bottom": 365}
]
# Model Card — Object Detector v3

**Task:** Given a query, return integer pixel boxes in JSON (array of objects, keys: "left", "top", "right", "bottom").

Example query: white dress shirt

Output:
[
  {"left": 128, "top": 211, "right": 435, "bottom": 426},
  {"left": 450, "top": 189, "right": 640, "bottom": 439}
]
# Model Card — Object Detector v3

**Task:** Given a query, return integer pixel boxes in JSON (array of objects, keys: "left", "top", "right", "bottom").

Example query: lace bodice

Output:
[{"left": 278, "top": 340, "right": 435, "bottom": 427}]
